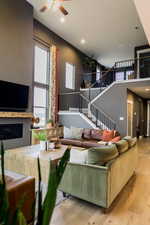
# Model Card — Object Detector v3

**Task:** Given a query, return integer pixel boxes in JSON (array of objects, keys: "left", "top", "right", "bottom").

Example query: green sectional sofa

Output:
[{"left": 59, "top": 137, "right": 137, "bottom": 209}]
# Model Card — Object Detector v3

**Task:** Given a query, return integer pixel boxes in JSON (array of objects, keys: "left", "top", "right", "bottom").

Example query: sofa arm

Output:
[
  {"left": 59, "top": 162, "right": 110, "bottom": 208},
  {"left": 107, "top": 146, "right": 138, "bottom": 207},
  {"left": 7, "top": 176, "right": 35, "bottom": 224}
]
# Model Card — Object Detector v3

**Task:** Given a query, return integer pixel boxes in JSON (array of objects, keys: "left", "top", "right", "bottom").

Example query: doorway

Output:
[
  {"left": 127, "top": 101, "right": 133, "bottom": 137},
  {"left": 147, "top": 101, "right": 150, "bottom": 136}
]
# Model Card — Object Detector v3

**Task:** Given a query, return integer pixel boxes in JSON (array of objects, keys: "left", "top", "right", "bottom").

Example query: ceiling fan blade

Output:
[
  {"left": 59, "top": 5, "right": 69, "bottom": 15},
  {"left": 40, "top": 5, "right": 48, "bottom": 12}
]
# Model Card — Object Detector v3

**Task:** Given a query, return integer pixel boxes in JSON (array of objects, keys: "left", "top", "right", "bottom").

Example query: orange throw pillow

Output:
[
  {"left": 111, "top": 136, "right": 121, "bottom": 143},
  {"left": 102, "top": 130, "right": 114, "bottom": 142}
]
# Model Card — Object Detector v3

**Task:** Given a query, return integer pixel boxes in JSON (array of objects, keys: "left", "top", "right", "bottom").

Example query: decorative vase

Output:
[
  {"left": 40, "top": 141, "right": 48, "bottom": 151},
  {"left": 46, "top": 122, "right": 53, "bottom": 128},
  {"left": 49, "top": 142, "right": 55, "bottom": 150}
]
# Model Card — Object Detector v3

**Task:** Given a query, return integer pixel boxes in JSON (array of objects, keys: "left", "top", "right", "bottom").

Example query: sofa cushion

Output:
[
  {"left": 64, "top": 127, "right": 72, "bottom": 139},
  {"left": 111, "top": 136, "right": 121, "bottom": 143},
  {"left": 102, "top": 130, "right": 114, "bottom": 142},
  {"left": 82, "top": 128, "right": 91, "bottom": 140},
  {"left": 61, "top": 138, "right": 83, "bottom": 147},
  {"left": 123, "top": 136, "right": 137, "bottom": 148},
  {"left": 82, "top": 140, "right": 102, "bottom": 148},
  {"left": 91, "top": 129, "right": 103, "bottom": 141},
  {"left": 115, "top": 140, "right": 128, "bottom": 154},
  {"left": 70, "top": 148, "right": 88, "bottom": 164},
  {"left": 97, "top": 141, "right": 108, "bottom": 145},
  {"left": 87, "top": 144, "right": 119, "bottom": 165},
  {"left": 71, "top": 127, "right": 83, "bottom": 139},
  {"left": 64, "top": 127, "right": 83, "bottom": 139}
]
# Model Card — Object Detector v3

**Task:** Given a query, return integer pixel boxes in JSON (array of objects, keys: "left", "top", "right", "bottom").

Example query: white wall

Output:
[{"left": 133, "top": 0, "right": 150, "bottom": 44}]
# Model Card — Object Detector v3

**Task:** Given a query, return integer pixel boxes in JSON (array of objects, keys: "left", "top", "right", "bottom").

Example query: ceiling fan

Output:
[{"left": 40, "top": 0, "right": 70, "bottom": 16}]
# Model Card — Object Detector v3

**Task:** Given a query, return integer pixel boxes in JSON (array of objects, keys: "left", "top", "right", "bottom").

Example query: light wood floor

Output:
[{"left": 51, "top": 138, "right": 150, "bottom": 225}]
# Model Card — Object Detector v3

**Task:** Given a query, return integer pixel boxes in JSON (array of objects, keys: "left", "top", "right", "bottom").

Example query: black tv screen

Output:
[{"left": 0, "top": 80, "right": 29, "bottom": 111}]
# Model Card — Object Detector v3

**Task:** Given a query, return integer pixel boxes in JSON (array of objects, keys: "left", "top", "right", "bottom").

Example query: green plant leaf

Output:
[
  {"left": 56, "top": 147, "right": 71, "bottom": 186},
  {"left": 11, "top": 193, "right": 27, "bottom": 225},
  {"left": 41, "top": 147, "right": 70, "bottom": 225},
  {"left": 47, "top": 119, "right": 53, "bottom": 124},
  {"left": 17, "top": 211, "right": 27, "bottom": 225},
  {"left": 41, "top": 166, "right": 57, "bottom": 225},
  {"left": 0, "top": 142, "right": 6, "bottom": 186},
  {"left": 33, "top": 131, "right": 47, "bottom": 141},
  {"left": 0, "top": 141, "right": 9, "bottom": 225},
  {"left": 36, "top": 157, "right": 43, "bottom": 225}
]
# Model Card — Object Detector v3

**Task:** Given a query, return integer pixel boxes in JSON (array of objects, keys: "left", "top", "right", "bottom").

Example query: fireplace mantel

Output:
[{"left": 0, "top": 112, "right": 33, "bottom": 119}]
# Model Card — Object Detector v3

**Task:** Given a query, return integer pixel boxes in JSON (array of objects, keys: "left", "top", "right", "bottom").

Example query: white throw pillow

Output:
[
  {"left": 64, "top": 127, "right": 72, "bottom": 139},
  {"left": 71, "top": 127, "right": 83, "bottom": 139},
  {"left": 70, "top": 148, "right": 88, "bottom": 164},
  {"left": 98, "top": 141, "right": 107, "bottom": 145}
]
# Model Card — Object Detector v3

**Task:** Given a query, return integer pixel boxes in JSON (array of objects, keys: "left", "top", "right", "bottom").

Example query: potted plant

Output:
[
  {"left": 46, "top": 119, "right": 54, "bottom": 128},
  {"left": 33, "top": 131, "right": 48, "bottom": 151}
]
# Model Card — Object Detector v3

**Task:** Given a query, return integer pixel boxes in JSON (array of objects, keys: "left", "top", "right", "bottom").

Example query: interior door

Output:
[
  {"left": 147, "top": 102, "right": 150, "bottom": 136},
  {"left": 127, "top": 102, "right": 133, "bottom": 137}
]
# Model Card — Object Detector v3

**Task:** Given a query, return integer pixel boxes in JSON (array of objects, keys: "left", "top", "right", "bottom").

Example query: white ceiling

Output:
[
  {"left": 27, "top": 0, "right": 148, "bottom": 67},
  {"left": 129, "top": 86, "right": 150, "bottom": 99}
]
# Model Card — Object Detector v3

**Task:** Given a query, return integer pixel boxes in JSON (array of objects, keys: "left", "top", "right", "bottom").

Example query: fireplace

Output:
[
  {"left": 0, "top": 114, "right": 32, "bottom": 149},
  {"left": 0, "top": 123, "right": 23, "bottom": 140}
]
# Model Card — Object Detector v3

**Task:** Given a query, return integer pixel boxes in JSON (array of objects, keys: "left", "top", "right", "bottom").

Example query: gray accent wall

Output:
[
  {"left": 93, "top": 79, "right": 150, "bottom": 137},
  {"left": 0, "top": 0, "right": 33, "bottom": 111},
  {"left": 81, "top": 88, "right": 105, "bottom": 101},
  {"left": 34, "top": 20, "right": 86, "bottom": 94},
  {"left": 0, "top": 0, "right": 33, "bottom": 148},
  {"left": 34, "top": 20, "right": 87, "bottom": 111}
]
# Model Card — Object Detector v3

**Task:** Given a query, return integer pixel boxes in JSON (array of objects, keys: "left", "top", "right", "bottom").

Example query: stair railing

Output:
[
  {"left": 81, "top": 65, "right": 116, "bottom": 129},
  {"left": 59, "top": 91, "right": 116, "bottom": 130},
  {"left": 79, "top": 93, "right": 116, "bottom": 130},
  {"left": 86, "top": 65, "right": 115, "bottom": 101},
  {"left": 89, "top": 102, "right": 116, "bottom": 130}
]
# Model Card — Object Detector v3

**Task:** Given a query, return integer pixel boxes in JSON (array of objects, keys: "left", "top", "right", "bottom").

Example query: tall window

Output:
[
  {"left": 65, "top": 62, "right": 75, "bottom": 89},
  {"left": 33, "top": 43, "right": 50, "bottom": 127}
]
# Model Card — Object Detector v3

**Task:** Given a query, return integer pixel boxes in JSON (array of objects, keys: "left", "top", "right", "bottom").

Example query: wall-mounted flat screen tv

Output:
[{"left": 0, "top": 80, "right": 29, "bottom": 111}]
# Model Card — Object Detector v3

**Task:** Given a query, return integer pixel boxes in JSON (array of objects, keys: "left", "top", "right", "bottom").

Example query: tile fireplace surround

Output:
[{"left": 0, "top": 112, "right": 33, "bottom": 149}]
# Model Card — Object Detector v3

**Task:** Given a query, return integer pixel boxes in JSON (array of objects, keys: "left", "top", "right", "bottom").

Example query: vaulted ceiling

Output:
[{"left": 27, "top": 0, "right": 148, "bottom": 67}]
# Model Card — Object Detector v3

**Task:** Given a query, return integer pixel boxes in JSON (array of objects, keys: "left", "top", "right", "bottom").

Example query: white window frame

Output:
[
  {"left": 33, "top": 42, "right": 50, "bottom": 127},
  {"left": 65, "top": 62, "right": 75, "bottom": 90}
]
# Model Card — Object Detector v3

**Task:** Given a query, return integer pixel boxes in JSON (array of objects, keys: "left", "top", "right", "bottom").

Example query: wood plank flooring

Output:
[{"left": 51, "top": 138, "right": 150, "bottom": 225}]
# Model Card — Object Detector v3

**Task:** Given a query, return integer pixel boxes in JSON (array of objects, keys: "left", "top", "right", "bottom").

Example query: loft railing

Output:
[
  {"left": 82, "top": 55, "right": 150, "bottom": 100},
  {"left": 115, "top": 58, "right": 135, "bottom": 69},
  {"left": 83, "top": 55, "right": 150, "bottom": 88}
]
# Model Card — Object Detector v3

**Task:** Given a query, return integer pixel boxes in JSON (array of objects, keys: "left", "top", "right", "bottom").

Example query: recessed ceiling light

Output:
[
  {"left": 60, "top": 17, "right": 65, "bottom": 23},
  {"left": 81, "top": 39, "right": 86, "bottom": 44},
  {"left": 145, "top": 88, "right": 150, "bottom": 91}
]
